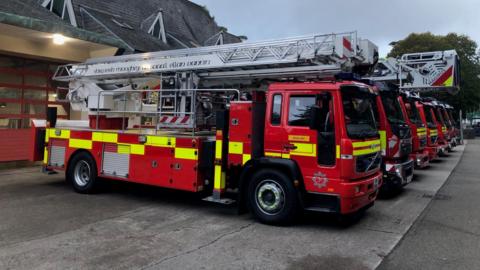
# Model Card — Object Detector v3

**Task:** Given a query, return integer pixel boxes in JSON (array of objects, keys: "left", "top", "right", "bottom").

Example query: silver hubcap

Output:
[
  {"left": 255, "top": 179, "right": 285, "bottom": 215},
  {"left": 74, "top": 160, "right": 91, "bottom": 187}
]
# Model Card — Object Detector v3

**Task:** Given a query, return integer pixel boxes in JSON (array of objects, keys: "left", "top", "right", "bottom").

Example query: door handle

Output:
[{"left": 283, "top": 144, "right": 298, "bottom": 150}]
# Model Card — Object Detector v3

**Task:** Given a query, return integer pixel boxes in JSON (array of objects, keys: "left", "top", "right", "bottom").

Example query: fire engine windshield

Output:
[
  {"left": 424, "top": 106, "right": 436, "bottom": 127},
  {"left": 405, "top": 101, "right": 423, "bottom": 126},
  {"left": 448, "top": 110, "right": 457, "bottom": 126},
  {"left": 381, "top": 94, "right": 406, "bottom": 125},
  {"left": 434, "top": 108, "right": 445, "bottom": 125},
  {"left": 341, "top": 86, "right": 378, "bottom": 139},
  {"left": 442, "top": 109, "right": 452, "bottom": 127}
]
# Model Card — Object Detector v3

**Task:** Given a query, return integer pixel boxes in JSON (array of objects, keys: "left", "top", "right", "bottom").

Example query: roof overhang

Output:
[
  {"left": 0, "top": 22, "right": 121, "bottom": 63},
  {"left": 0, "top": 10, "right": 130, "bottom": 51}
]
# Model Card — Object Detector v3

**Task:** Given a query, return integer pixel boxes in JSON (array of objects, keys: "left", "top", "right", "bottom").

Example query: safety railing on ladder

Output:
[{"left": 92, "top": 89, "right": 240, "bottom": 135}]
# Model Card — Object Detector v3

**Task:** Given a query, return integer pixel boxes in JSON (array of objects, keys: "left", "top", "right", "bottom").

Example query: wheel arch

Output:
[
  {"left": 237, "top": 157, "right": 304, "bottom": 213},
  {"left": 66, "top": 149, "right": 98, "bottom": 175}
]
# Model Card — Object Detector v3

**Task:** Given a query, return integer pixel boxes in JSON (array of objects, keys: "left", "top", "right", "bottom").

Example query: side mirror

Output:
[{"left": 309, "top": 106, "right": 322, "bottom": 130}]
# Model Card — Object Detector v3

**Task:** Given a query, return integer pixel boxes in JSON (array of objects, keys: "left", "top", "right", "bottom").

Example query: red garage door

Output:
[
  {"left": 0, "top": 54, "right": 69, "bottom": 162},
  {"left": 0, "top": 129, "right": 31, "bottom": 162}
]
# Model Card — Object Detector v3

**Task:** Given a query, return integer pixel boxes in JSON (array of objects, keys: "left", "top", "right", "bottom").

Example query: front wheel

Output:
[
  {"left": 67, "top": 152, "right": 99, "bottom": 194},
  {"left": 247, "top": 169, "right": 299, "bottom": 225}
]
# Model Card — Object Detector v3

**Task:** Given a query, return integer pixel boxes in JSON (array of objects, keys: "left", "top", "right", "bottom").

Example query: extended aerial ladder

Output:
[
  {"left": 54, "top": 31, "right": 377, "bottom": 82},
  {"left": 367, "top": 50, "right": 460, "bottom": 93},
  {"left": 52, "top": 31, "right": 379, "bottom": 130}
]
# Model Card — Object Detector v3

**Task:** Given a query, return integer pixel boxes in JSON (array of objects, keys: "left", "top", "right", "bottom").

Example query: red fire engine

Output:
[
  {"left": 364, "top": 50, "right": 459, "bottom": 193},
  {"left": 398, "top": 92, "right": 430, "bottom": 168},
  {"left": 419, "top": 100, "right": 447, "bottom": 157},
  {"left": 31, "top": 32, "right": 385, "bottom": 224}
]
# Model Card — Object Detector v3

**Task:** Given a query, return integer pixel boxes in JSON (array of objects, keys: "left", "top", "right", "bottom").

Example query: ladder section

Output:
[
  {"left": 53, "top": 32, "right": 376, "bottom": 81},
  {"left": 368, "top": 50, "right": 460, "bottom": 93}
]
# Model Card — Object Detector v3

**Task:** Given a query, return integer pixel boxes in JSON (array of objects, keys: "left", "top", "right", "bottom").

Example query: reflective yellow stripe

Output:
[
  {"left": 228, "top": 142, "right": 243, "bottom": 154},
  {"left": 45, "top": 129, "right": 50, "bottom": 143},
  {"left": 117, "top": 144, "right": 130, "bottom": 154},
  {"left": 265, "top": 152, "right": 282, "bottom": 157},
  {"left": 379, "top": 131, "right": 387, "bottom": 152},
  {"left": 336, "top": 145, "right": 340, "bottom": 159},
  {"left": 43, "top": 147, "right": 48, "bottom": 164},
  {"left": 430, "top": 129, "right": 438, "bottom": 136},
  {"left": 129, "top": 144, "right": 145, "bottom": 155},
  {"left": 352, "top": 139, "right": 381, "bottom": 148},
  {"left": 242, "top": 154, "right": 251, "bottom": 165},
  {"left": 265, "top": 152, "right": 291, "bottom": 159},
  {"left": 417, "top": 127, "right": 427, "bottom": 136},
  {"left": 69, "top": 139, "right": 92, "bottom": 150},
  {"left": 214, "top": 165, "right": 225, "bottom": 190},
  {"left": 92, "top": 132, "right": 118, "bottom": 143},
  {"left": 145, "top": 136, "right": 176, "bottom": 147},
  {"left": 290, "top": 143, "right": 316, "bottom": 157},
  {"left": 353, "top": 146, "right": 381, "bottom": 156},
  {"left": 175, "top": 148, "right": 197, "bottom": 160},
  {"left": 215, "top": 140, "right": 223, "bottom": 159},
  {"left": 352, "top": 139, "right": 381, "bottom": 156},
  {"left": 49, "top": 129, "right": 70, "bottom": 139}
]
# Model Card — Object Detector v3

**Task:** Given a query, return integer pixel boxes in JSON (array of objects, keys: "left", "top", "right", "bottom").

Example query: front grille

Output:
[
  {"left": 419, "top": 137, "right": 427, "bottom": 148},
  {"left": 356, "top": 152, "right": 382, "bottom": 173},
  {"left": 399, "top": 125, "right": 411, "bottom": 139},
  {"left": 400, "top": 139, "right": 412, "bottom": 156},
  {"left": 404, "top": 162, "right": 413, "bottom": 178}
]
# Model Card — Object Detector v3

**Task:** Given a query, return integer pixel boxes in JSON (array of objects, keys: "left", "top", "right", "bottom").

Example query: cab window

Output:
[
  {"left": 288, "top": 96, "right": 316, "bottom": 126},
  {"left": 271, "top": 94, "right": 282, "bottom": 125}
]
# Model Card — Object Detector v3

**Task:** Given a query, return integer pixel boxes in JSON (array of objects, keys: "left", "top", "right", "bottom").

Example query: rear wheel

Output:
[
  {"left": 67, "top": 152, "right": 99, "bottom": 194},
  {"left": 248, "top": 169, "right": 299, "bottom": 225}
]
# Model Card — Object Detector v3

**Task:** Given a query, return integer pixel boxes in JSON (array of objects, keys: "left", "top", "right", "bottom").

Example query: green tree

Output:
[{"left": 388, "top": 32, "right": 480, "bottom": 116}]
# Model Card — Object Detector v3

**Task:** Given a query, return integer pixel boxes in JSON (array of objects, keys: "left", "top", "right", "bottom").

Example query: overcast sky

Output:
[{"left": 192, "top": 0, "right": 479, "bottom": 57}]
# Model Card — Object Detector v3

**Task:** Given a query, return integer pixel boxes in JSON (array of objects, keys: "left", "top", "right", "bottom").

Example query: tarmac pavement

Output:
[
  {"left": 378, "top": 139, "right": 480, "bottom": 270},
  {"left": 0, "top": 143, "right": 466, "bottom": 270}
]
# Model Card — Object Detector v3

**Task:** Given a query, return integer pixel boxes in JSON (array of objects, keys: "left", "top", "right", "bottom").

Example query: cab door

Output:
[{"left": 282, "top": 91, "right": 338, "bottom": 193}]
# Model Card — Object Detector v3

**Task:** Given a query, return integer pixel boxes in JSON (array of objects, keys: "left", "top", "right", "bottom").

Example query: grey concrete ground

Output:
[
  {"left": 378, "top": 139, "right": 480, "bottom": 270},
  {"left": 0, "top": 144, "right": 465, "bottom": 270}
]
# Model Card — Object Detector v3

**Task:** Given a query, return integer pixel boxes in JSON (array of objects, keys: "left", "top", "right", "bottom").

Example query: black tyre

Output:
[
  {"left": 66, "top": 151, "right": 99, "bottom": 194},
  {"left": 247, "top": 169, "right": 299, "bottom": 225}
]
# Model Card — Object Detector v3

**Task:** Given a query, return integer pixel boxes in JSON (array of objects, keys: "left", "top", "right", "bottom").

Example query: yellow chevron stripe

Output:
[
  {"left": 290, "top": 143, "right": 316, "bottom": 157},
  {"left": 353, "top": 146, "right": 381, "bottom": 156},
  {"left": 117, "top": 144, "right": 130, "bottom": 154},
  {"left": 175, "top": 148, "right": 198, "bottom": 160},
  {"left": 43, "top": 147, "right": 48, "bottom": 164},
  {"left": 215, "top": 140, "right": 223, "bottom": 159},
  {"left": 69, "top": 139, "right": 92, "bottom": 150},
  {"left": 378, "top": 131, "right": 387, "bottom": 152},
  {"left": 265, "top": 152, "right": 282, "bottom": 157},
  {"left": 92, "top": 132, "right": 118, "bottom": 143},
  {"left": 145, "top": 136, "right": 176, "bottom": 147},
  {"left": 352, "top": 139, "right": 381, "bottom": 148},
  {"left": 228, "top": 142, "right": 243, "bottom": 155},
  {"left": 49, "top": 129, "right": 70, "bottom": 139}
]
